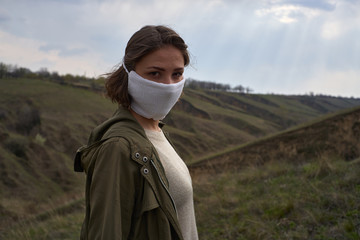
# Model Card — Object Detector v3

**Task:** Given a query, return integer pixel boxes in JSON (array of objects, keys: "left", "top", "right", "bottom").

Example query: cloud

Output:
[
  {"left": 320, "top": 1, "right": 360, "bottom": 40},
  {"left": 79, "top": 0, "right": 225, "bottom": 32},
  {"left": 281, "top": 0, "right": 336, "bottom": 11},
  {"left": 39, "top": 44, "right": 88, "bottom": 57},
  {"left": 256, "top": 4, "right": 322, "bottom": 23},
  {"left": 0, "top": 11, "right": 10, "bottom": 23},
  {"left": 321, "top": 21, "right": 341, "bottom": 39},
  {"left": 303, "top": 69, "right": 360, "bottom": 97},
  {"left": 255, "top": 0, "right": 337, "bottom": 23},
  {"left": 0, "top": 30, "right": 109, "bottom": 77}
]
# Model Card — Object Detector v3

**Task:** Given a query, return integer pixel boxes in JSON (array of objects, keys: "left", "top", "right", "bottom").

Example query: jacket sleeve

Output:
[{"left": 86, "top": 137, "right": 139, "bottom": 239}]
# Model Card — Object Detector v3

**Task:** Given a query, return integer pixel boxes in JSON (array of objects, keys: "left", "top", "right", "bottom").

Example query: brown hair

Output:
[{"left": 105, "top": 25, "right": 190, "bottom": 107}]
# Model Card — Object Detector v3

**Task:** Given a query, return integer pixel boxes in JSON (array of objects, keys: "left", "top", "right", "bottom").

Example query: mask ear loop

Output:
[{"left": 123, "top": 61, "right": 130, "bottom": 74}]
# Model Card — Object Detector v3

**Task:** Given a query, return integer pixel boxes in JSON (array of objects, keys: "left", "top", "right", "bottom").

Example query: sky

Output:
[{"left": 0, "top": 0, "right": 359, "bottom": 97}]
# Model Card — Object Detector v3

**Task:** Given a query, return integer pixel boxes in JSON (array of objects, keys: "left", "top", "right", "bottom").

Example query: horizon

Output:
[{"left": 2, "top": 61, "right": 360, "bottom": 99}]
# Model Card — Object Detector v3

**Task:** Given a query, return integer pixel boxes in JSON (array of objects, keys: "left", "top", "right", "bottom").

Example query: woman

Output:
[{"left": 74, "top": 25, "right": 198, "bottom": 240}]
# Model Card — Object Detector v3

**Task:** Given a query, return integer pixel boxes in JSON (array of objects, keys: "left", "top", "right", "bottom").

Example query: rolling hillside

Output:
[
  {"left": 166, "top": 89, "right": 360, "bottom": 161},
  {"left": 191, "top": 105, "right": 360, "bottom": 239},
  {"left": 0, "top": 78, "right": 117, "bottom": 232},
  {"left": 0, "top": 77, "right": 360, "bottom": 236},
  {"left": 189, "top": 105, "right": 360, "bottom": 175}
]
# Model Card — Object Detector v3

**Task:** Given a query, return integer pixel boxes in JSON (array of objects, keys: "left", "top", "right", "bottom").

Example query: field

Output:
[
  {"left": 4, "top": 156, "right": 360, "bottom": 239},
  {"left": 1, "top": 77, "right": 360, "bottom": 239},
  {"left": 194, "top": 156, "right": 360, "bottom": 239}
]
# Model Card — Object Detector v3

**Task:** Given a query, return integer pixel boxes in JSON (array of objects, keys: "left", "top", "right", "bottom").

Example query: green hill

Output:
[
  {"left": 1, "top": 77, "right": 360, "bottom": 238},
  {"left": 190, "top": 105, "right": 360, "bottom": 239},
  {"left": 0, "top": 78, "right": 117, "bottom": 232},
  {"left": 167, "top": 89, "right": 360, "bottom": 161},
  {"left": 189, "top": 105, "right": 360, "bottom": 174}
]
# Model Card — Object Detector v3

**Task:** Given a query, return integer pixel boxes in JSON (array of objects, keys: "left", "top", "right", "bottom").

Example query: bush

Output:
[
  {"left": 15, "top": 104, "right": 41, "bottom": 135},
  {"left": 0, "top": 109, "right": 6, "bottom": 120},
  {"left": 4, "top": 137, "right": 27, "bottom": 158}
]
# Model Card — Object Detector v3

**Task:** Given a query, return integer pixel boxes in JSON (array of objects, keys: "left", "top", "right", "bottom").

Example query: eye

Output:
[
  {"left": 173, "top": 72, "right": 183, "bottom": 78},
  {"left": 149, "top": 71, "right": 160, "bottom": 77}
]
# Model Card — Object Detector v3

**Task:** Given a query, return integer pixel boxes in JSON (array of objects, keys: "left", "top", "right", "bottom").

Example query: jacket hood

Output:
[
  {"left": 87, "top": 106, "right": 146, "bottom": 145},
  {"left": 74, "top": 106, "right": 149, "bottom": 172}
]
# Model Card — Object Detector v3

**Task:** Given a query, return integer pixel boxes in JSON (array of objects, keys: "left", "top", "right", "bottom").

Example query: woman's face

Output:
[{"left": 134, "top": 45, "right": 185, "bottom": 84}]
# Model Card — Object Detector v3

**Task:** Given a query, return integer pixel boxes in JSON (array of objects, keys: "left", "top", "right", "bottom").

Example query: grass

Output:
[
  {"left": 193, "top": 156, "right": 360, "bottom": 240},
  {"left": 2, "top": 209, "right": 84, "bottom": 240},
  {"left": 190, "top": 105, "right": 360, "bottom": 165},
  {"left": 1, "top": 197, "right": 85, "bottom": 240},
  {"left": 1, "top": 78, "right": 360, "bottom": 239},
  {"left": 3, "top": 156, "right": 359, "bottom": 239}
]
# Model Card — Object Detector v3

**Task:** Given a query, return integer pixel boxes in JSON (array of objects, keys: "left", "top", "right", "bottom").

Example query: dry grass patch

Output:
[{"left": 193, "top": 157, "right": 360, "bottom": 240}]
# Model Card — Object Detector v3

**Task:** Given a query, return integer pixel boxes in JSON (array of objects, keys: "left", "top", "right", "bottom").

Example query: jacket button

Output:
[
  {"left": 142, "top": 156, "right": 148, "bottom": 163},
  {"left": 143, "top": 168, "right": 149, "bottom": 174},
  {"left": 135, "top": 152, "right": 140, "bottom": 158}
]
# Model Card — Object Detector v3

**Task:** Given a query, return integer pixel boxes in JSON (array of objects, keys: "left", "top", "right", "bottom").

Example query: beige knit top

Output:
[{"left": 144, "top": 129, "right": 198, "bottom": 240}]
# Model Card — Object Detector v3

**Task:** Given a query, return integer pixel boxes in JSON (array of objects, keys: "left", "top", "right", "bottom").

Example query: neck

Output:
[{"left": 130, "top": 108, "right": 161, "bottom": 132}]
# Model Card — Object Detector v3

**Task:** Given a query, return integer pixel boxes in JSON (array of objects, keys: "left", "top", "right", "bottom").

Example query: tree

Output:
[
  {"left": 12, "top": 67, "right": 31, "bottom": 78},
  {"left": 50, "top": 71, "right": 64, "bottom": 84},
  {"left": 233, "top": 85, "right": 245, "bottom": 93},
  {"left": 245, "top": 87, "right": 253, "bottom": 94},
  {"left": 0, "top": 62, "right": 8, "bottom": 78},
  {"left": 37, "top": 67, "right": 50, "bottom": 79}
]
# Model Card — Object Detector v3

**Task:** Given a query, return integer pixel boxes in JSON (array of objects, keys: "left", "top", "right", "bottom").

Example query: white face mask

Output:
[{"left": 124, "top": 64, "right": 185, "bottom": 120}]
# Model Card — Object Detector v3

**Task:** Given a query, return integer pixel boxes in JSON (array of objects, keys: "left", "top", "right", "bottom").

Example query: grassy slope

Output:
[
  {"left": 5, "top": 159, "right": 360, "bottom": 240},
  {"left": 194, "top": 157, "right": 360, "bottom": 240},
  {"left": 0, "top": 78, "right": 117, "bottom": 232},
  {"left": 189, "top": 106, "right": 360, "bottom": 239},
  {"left": 189, "top": 105, "right": 360, "bottom": 170},
  {"left": 167, "top": 89, "right": 360, "bottom": 161},
  {"left": 4, "top": 109, "right": 360, "bottom": 239},
  {"left": 1, "top": 77, "right": 360, "bottom": 238}
]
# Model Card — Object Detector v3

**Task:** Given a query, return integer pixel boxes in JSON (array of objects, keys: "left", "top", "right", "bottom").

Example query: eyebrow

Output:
[{"left": 147, "top": 66, "right": 184, "bottom": 71}]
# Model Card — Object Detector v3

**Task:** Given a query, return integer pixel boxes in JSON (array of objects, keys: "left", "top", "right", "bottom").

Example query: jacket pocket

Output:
[
  {"left": 132, "top": 187, "right": 175, "bottom": 240},
  {"left": 140, "top": 183, "right": 160, "bottom": 213}
]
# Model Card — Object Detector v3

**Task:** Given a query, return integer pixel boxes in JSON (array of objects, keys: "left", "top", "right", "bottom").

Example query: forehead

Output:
[{"left": 138, "top": 45, "right": 185, "bottom": 68}]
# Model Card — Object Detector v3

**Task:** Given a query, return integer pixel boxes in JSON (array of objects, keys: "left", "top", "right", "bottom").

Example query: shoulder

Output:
[
  {"left": 93, "top": 137, "right": 140, "bottom": 175},
  {"left": 102, "top": 122, "right": 154, "bottom": 157},
  {"left": 96, "top": 133, "right": 154, "bottom": 169},
  {"left": 100, "top": 136, "right": 131, "bottom": 151}
]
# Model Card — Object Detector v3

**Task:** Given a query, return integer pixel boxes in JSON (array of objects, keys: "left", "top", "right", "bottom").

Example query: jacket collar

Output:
[{"left": 74, "top": 106, "right": 165, "bottom": 172}]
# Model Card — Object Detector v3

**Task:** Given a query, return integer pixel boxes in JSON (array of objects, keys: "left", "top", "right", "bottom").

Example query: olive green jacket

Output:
[{"left": 74, "top": 107, "right": 183, "bottom": 240}]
